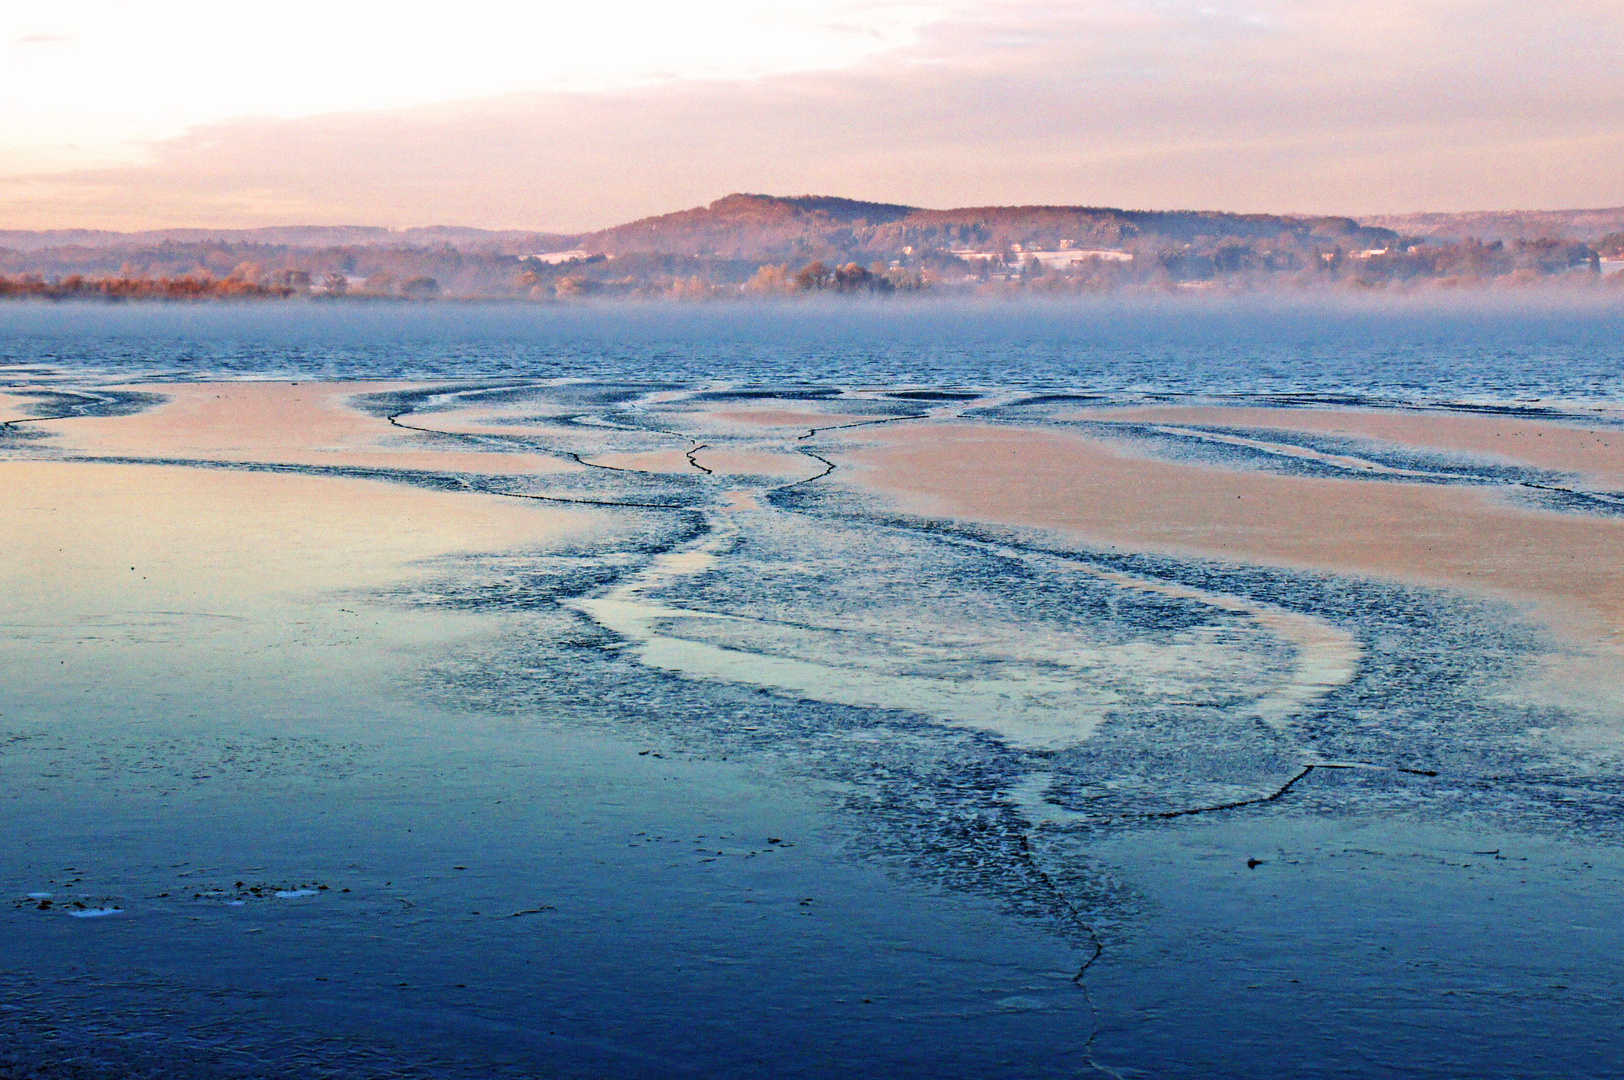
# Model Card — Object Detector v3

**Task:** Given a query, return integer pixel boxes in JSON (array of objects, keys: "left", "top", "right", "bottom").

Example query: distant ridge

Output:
[
  {"left": 1358, "top": 207, "right": 1624, "bottom": 243},
  {"left": 7, "top": 195, "right": 1622, "bottom": 255},
  {"left": 573, "top": 193, "right": 1390, "bottom": 259},
  {"left": 0, "top": 194, "right": 1391, "bottom": 257}
]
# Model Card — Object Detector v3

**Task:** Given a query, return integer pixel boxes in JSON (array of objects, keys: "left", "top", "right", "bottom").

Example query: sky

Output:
[{"left": 2, "top": 0, "right": 1621, "bottom": 230}]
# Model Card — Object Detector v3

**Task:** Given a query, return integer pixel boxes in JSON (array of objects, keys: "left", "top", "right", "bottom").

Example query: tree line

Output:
[{"left": 0, "top": 275, "right": 297, "bottom": 299}]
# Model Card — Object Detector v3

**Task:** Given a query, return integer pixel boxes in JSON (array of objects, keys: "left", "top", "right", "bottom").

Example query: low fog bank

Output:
[
  {"left": 2, "top": 291, "right": 1620, "bottom": 345},
  {"left": 1, "top": 294, "right": 1620, "bottom": 403}
]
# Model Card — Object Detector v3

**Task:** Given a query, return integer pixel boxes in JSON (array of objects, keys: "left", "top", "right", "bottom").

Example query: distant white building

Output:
[
  {"left": 529, "top": 249, "right": 591, "bottom": 264},
  {"left": 1020, "top": 249, "right": 1133, "bottom": 268}
]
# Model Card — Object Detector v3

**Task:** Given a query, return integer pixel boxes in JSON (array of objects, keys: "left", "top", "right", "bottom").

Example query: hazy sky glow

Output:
[
  {"left": 3, "top": 1, "right": 944, "bottom": 171},
  {"left": 3, "top": 0, "right": 1621, "bottom": 229}
]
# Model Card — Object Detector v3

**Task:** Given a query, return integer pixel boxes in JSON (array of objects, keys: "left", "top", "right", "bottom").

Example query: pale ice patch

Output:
[
  {"left": 577, "top": 596, "right": 1120, "bottom": 749},
  {"left": 1005, "top": 774, "right": 1095, "bottom": 826},
  {"left": 993, "top": 995, "right": 1049, "bottom": 1012},
  {"left": 568, "top": 503, "right": 1361, "bottom": 752},
  {"left": 1080, "top": 566, "right": 1362, "bottom": 737},
  {"left": 1502, "top": 648, "right": 1624, "bottom": 764}
]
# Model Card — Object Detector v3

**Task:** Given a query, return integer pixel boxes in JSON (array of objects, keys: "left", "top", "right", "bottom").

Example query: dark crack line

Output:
[
  {"left": 783, "top": 392, "right": 1005, "bottom": 479},
  {"left": 639, "top": 426, "right": 714, "bottom": 477},
  {"left": 778, "top": 413, "right": 928, "bottom": 489},
  {"left": 1147, "top": 764, "right": 1319, "bottom": 819},
  {"left": 391, "top": 395, "right": 907, "bottom": 490},
  {"left": 1020, "top": 766, "right": 1335, "bottom": 832},
  {"left": 794, "top": 414, "right": 925, "bottom": 442},
  {"left": 566, "top": 451, "right": 648, "bottom": 474},
  {"left": 559, "top": 408, "right": 719, "bottom": 479},
  {"left": 1518, "top": 478, "right": 1624, "bottom": 509},
  {"left": 384, "top": 410, "right": 573, "bottom": 460},
  {"left": 685, "top": 444, "right": 714, "bottom": 475},
  {"left": 783, "top": 448, "right": 837, "bottom": 486},
  {"left": 1012, "top": 832, "right": 1121, "bottom": 1079},
  {"left": 1014, "top": 832, "right": 1103, "bottom": 983},
  {"left": 380, "top": 383, "right": 674, "bottom": 461},
  {"left": 0, "top": 389, "right": 132, "bottom": 433},
  {"left": 0, "top": 414, "right": 72, "bottom": 432},
  {"left": 387, "top": 409, "right": 526, "bottom": 446},
  {"left": 387, "top": 409, "right": 713, "bottom": 492}
]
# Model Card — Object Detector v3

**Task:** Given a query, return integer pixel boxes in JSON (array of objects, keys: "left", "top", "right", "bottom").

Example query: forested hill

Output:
[
  {"left": 0, "top": 194, "right": 1394, "bottom": 263},
  {"left": 1360, "top": 207, "right": 1624, "bottom": 243},
  {"left": 575, "top": 193, "right": 1395, "bottom": 259},
  {"left": 2, "top": 194, "right": 1620, "bottom": 299}
]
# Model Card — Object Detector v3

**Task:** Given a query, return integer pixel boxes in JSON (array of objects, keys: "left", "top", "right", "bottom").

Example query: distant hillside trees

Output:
[
  {"left": 745, "top": 264, "right": 793, "bottom": 294},
  {"left": 790, "top": 261, "right": 894, "bottom": 293},
  {"left": 2, "top": 193, "right": 1621, "bottom": 301},
  {"left": 0, "top": 275, "right": 295, "bottom": 300}
]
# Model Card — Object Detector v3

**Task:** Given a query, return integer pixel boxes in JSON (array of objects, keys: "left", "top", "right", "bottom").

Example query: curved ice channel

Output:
[{"left": 569, "top": 501, "right": 1359, "bottom": 751}]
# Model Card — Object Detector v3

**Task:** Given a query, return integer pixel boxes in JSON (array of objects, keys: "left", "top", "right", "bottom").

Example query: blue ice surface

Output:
[
  {"left": 0, "top": 711, "right": 1095, "bottom": 1079},
  {"left": 1088, "top": 814, "right": 1624, "bottom": 1079}
]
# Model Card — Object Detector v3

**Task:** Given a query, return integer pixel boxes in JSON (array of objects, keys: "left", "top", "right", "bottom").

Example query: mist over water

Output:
[{"left": 3, "top": 295, "right": 1623, "bottom": 403}]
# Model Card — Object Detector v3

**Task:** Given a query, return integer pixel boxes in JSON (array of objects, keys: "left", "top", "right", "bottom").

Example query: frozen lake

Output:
[{"left": 2, "top": 299, "right": 1623, "bottom": 1077}]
